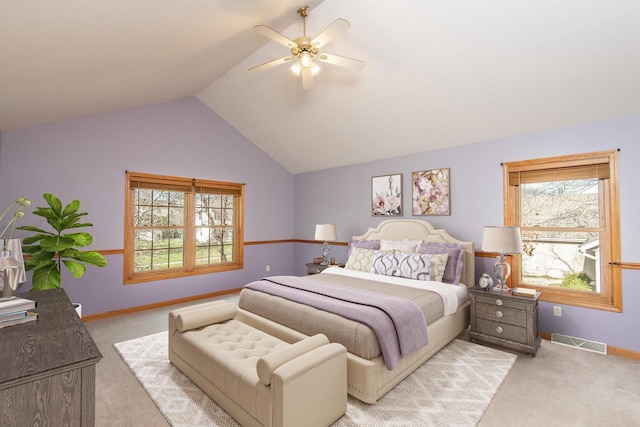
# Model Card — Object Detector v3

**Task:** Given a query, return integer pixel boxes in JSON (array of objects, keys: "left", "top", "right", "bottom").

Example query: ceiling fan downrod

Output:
[{"left": 297, "top": 6, "right": 309, "bottom": 37}]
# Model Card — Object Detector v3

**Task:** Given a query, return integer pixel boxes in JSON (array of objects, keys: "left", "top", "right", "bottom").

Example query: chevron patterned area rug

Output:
[{"left": 115, "top": 333, "right": 516, "bottom": 426}]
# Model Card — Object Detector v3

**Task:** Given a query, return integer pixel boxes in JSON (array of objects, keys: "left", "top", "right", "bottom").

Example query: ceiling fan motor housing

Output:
[{"left": 291, "top": 37, "right": 319, "bottom": 57}]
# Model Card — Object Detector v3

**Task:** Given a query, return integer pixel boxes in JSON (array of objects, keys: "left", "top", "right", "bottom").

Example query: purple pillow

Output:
[
  {"left": 418, "top": 242, "right": 464, "bottom": 284},
  {"left": 348, "top": 239, "right": 380, "bottom": 257}
]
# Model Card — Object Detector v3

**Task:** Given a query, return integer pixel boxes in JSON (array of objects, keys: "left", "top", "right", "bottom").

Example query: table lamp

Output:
[
  {"left": 314, "top": 224, "right": 337, "bottom": 265},
  {"left": 481, "top": 226, "right": 523, "bottom": 292}
]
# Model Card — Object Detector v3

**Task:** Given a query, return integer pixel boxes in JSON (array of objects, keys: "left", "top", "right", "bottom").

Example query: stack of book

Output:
[
  {"left": 0, "top": 297, "right": 38, "bottom": 329},
  {"left": 512, "top": 287, "right": 537, "bottom": 298}
]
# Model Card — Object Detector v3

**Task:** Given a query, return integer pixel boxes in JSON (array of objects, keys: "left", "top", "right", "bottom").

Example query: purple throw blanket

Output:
[{"left": 244, "top": 275, "right": 429, "bottom": 370}]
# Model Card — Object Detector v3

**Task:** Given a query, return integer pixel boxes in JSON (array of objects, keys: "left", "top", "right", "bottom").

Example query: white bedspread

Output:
[{"left": 320, "top": 267, "right": 467, "bottom": 316}]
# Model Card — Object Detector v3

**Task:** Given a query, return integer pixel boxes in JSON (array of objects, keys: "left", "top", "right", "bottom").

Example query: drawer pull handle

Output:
[
  {"left": 496, "top": 326, "right": 504, "bottom": 334},
  {"left": 495, "top": 299, "right": 504, "bottom": 306},
  {"left": 495, "top": 310, "right": 503, "bottom": 318}
]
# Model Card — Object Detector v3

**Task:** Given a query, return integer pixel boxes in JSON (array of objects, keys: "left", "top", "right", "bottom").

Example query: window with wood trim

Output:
[
  {"left": 124, "top": 172, "right": 244, "bottom": 284},
  {"left": 503, "top": 150, "right": 621, "bottom": 311}
]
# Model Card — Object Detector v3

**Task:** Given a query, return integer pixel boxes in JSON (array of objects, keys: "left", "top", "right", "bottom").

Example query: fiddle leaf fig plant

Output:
[{"left": 17, "top": 193, "right": 107, "bottom": 290}]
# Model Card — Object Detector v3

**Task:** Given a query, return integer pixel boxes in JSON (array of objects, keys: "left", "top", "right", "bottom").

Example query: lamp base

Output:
[
  {"left": 320, "top": 241, "right": 330, "bottom": 265},
  {"left": 493, "top": 254, "right": 511, "bottom": 293}
]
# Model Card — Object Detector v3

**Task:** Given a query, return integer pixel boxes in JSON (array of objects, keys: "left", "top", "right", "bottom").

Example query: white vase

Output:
[{"left": 73, "top": 303, "right": 82, "bottom": 318}]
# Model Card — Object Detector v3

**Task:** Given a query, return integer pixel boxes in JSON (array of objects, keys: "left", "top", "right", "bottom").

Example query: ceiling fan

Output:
[{"left": 249, "top": 6, "right": 364, "bottom": 89}]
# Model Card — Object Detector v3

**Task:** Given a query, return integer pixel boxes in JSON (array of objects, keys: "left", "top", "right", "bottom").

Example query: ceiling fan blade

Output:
[
  {"left": 317, "top": 53, "right": 364, "bottom": 69},
  {"left": 254, "top": 25, "right": 298, "bottom": 48},
  {"left": 301, "top": 67, "right": 314, "bottom": 90},
  {"left": 311, "top": 18, "right": 350, "bottom": 48},
  {"left": 249, "top": 56, "right": 293, "bottom": 72}
]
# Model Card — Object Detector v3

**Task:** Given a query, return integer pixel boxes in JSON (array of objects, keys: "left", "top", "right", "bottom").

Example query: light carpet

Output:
[{"left": 115, "top": 333, "right": 516, "bottom": 426}]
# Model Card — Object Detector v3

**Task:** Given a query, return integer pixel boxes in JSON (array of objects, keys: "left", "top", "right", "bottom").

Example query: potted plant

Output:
[{"left": 17, "top": 194, "right": 107, "bottom": 314}]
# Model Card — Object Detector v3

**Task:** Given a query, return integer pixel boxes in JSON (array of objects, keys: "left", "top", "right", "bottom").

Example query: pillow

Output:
[
  {"left": 428, "top": 253, "right": 449, "bottom": 282},
  {"left": 350, "top": 239, "right": 380, "bottom": 250},
  {"left": 380, "top": 239, "right": 422, "bottom": 253},
  {"left": 348, "top": 239, "right": 380, "bottom": 258},
  {"left": 418, "top": 242, "right": 464, "bottom": 284},
  {"left": 345, "top": 247, "right": 386, "bottom": 273},
  {"left": 371, "top": 252, "right": 431, "bottom": 281}
]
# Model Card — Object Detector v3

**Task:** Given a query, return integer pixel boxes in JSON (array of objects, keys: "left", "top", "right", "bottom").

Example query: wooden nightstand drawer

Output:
[
  {"left": 474, "top": 293, "right": 529, "bottom": 311},
  {"left": 475, "top": 318, "right": 528, "bottom": 343},
  {"left": 475, "top": 303, "right": 527, "bottom": 326}
]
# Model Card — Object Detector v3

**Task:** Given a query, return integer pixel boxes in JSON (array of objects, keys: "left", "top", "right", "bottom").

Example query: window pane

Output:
[
  {"left": 195, "top": 227, "right": 209, "bottom": 245},
  {"left": 212, "top": 195, "right": 222, "bottom": 208},
  {"left": 169, "top": 192, "right": 184, "bottom": 207},
  {"left": 155, "top": 191, "right": 169, "bottom": 205},
  {"left": 136, "top": 189, "right": 153, "bottom": 207},
  {"left": 223, "top": 209, "right": 234, "bottom": 225},
  {"left": 134, "top": 250, "right": 151, "bottom": 272},
  {"left": 223, "top": 228, "right": 234, "bottom": 244},
  {"left": 195, "top": 246, "right": 210, "bottom": 265},
  {"left": 152, "top": 249, "right": 169, "bottom": 270},
  {"left": 521, "top": 230, "right": 600, "bottom": 293},
  {"left": 223, "top": 195, "right": 234, "bottom": 208},
  {"left": 134, "top": 229, "right": 152, "bottom": 250},
  {"left": 169, "top": 248, "right": 183, "bottom": 269},
  {"left": 521, "top": 179, "right": 599, "bottom": 228},
  {"left": 169, "top": 230, "right": 184, "bottom": 249},
  {"left": 212, "top": 245, "right": 226, "bottom": 263},
  {"left": 168, "top": 206, "right": 184, "bottom": 226},
  {"left": 152, "top": 207, "right": 169, "bottom": 226}
]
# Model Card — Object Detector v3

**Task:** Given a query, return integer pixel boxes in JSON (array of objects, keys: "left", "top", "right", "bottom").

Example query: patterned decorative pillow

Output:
[
  {"left": 380, "top": 239, "right": 422, "bottom": 253},
  {"left": 345, "top": 247, "right": 389, "bottom": 273},
  {"left": 418, "top": 242, "right": 464, "bottom": 284},
  {"left": 371, "top": 252, "right": 432, "bottom": 281},
  {"left": 428, "top": 253, "right": 449, "bottom": 282}
]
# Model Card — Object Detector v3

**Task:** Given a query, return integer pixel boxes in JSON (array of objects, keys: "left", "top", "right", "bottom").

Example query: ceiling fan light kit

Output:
[{"left": 250, "top": 5, "right": 363, "bottom": 89}]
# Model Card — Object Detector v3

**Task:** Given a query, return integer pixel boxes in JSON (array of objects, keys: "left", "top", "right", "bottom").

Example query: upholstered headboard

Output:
[{"left": 352, "top": 219, "right": 475, "bottom": 287}]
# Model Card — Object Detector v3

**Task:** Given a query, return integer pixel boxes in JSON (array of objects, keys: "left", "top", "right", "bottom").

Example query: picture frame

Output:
[
  {"left": 412, "top": 168, "right": 450, "bottom": 216},
  {"left": 371, "top": 173, "right": 402, "bottom": 216}
]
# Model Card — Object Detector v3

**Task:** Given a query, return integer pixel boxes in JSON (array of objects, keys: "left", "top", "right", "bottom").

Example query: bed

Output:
[{"left": 236, "top": 219, "right": 474, "bottom": 404}]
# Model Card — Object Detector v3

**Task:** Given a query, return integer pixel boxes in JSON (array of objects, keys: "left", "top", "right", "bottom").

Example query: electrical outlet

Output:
[
  {"left": 553, "top": 306, "right": 562, "bottom": 317},
  {"left": 266, "top": 265, "right": 270, "bottom": 272}
]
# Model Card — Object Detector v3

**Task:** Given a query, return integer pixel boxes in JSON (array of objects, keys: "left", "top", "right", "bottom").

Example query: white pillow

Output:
[
  {"left": 379, "top": 239, "right": 422, "bottom": 253},
  {"left": 371, "top": 252, "right": 431, "bottom": 281}
]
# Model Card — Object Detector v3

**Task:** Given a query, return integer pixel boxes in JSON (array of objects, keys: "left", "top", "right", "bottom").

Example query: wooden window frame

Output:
[
  {"left": 124, "top": 172, "right": 244, "bottom": 284},
  {"left": 503, "top": 150, "right": 621, "bottom": 312}
]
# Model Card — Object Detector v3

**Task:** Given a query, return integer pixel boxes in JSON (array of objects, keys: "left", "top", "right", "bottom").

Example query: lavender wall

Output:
[
  {"left": 293, "top": 115, "right": 640, "bottom": 352},
  {"left": 0, "top": 98, "right": 294, "bottom": 315},
  {"left": 3, "top": 98, "right": 639, "bottom": 352}
]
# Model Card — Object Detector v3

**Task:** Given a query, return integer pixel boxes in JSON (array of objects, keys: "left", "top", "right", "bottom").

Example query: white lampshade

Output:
[
  {"left": 482, "top": 226, "right": 523, "bottom": 254},
  {"left": 314, "top": 224, "right": 337, "bottom": 241}
]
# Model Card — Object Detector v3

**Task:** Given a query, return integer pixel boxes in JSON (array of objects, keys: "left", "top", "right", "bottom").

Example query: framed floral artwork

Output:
[
  {"left": 372, "top": 174, "right": 402, "bottom": 216},
  {"left": 412, "top": 168, "right": 450, "bottom": 216}
]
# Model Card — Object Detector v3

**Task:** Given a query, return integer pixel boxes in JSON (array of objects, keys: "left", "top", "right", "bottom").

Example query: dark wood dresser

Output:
[
  {"left": 0, "top": 289, "right": 102, "bottom": 426},
  {"left": 468, "top": 286, "right": 541, "bottom": 356}
]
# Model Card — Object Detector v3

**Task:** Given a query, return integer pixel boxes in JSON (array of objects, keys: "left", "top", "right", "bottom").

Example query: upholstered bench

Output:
[{"left": 168, "top": 300, "right": 347, "bottom": 427}]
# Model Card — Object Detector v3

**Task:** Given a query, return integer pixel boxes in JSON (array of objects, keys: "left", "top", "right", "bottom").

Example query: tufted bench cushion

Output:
[{"left": 169, "top": 301, "right": 347, "bottom": 427}]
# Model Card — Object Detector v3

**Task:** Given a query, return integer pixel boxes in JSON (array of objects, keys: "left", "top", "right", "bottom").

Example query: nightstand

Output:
[
  {"left": 468, "top": 286, "right": 541, "bottom": 356},
  {"left": 305, "top": 263, "right": 342, "bottom": 275}
]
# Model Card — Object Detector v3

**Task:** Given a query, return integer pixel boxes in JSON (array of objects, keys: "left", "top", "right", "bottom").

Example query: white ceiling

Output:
[{"left": 2, "top": 1, "right": 640, "bottom": 174}]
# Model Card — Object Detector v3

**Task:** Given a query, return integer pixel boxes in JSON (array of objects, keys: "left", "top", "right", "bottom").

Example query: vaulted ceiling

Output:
[{"left": 2, "top": 1, "right": 639, "bottom": 173}]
